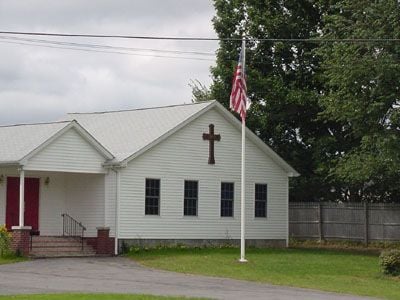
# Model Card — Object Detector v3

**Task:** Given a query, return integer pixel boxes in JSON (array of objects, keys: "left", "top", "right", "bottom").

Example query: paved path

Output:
[{"left": 0, "top": 257, "right": 375, "bottom": 300}]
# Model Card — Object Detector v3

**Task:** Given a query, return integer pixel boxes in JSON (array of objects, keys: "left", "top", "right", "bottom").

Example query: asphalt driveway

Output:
[{"left": 0, "top": 257, "right": 374, "bottom": 300}]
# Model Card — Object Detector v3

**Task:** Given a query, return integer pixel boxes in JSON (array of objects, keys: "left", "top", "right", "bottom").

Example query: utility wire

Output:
[
  {"left": 0, "top": 40, "right": 215, "bottom": 61},
  {"left": 0, "top": 31, "right": 221, "bottom": 40},
  {"left": 1, "top": 31, "right": 400, "bottom": 43},
  {"left": 0, "top": 35, "right": 215, "bottom": 56}
]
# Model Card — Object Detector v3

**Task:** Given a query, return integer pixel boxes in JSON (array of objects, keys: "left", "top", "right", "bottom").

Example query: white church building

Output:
[{"left": 0, "top": 101, "right": 298, "bottom": 256}]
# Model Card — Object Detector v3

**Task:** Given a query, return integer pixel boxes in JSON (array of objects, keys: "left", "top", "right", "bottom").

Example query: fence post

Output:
[
  {"left": 364, "top": 202, "right": 369, "bottom": 246},
  {"left": 318, "top": 203, "right": 323, "bottom": 241}
]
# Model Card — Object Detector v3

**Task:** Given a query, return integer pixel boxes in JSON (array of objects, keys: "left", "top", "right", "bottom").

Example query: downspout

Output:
[{"left": 114, "top": 168, "right": 121, "bottom": 255}]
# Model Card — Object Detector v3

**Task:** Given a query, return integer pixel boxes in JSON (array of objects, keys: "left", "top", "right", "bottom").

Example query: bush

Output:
[
  {"left": 120, "top": 241, "right": 130, "bottom": 254},
  {"left": 380, "top": 249, "right": 400, "bottom": 276},
  {"left": 0, "top": 224, "right": 12, "bottom": 257}
]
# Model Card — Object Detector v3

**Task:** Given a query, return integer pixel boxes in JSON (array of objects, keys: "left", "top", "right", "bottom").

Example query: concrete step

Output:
[
  {"left": 30, "top": 248, "right": 96, "bottom": 257},
  {"left": 29, "top": 236, "right": 97, "bottom": 258},
  {"left": 31, "top": 248, "right": 96, "bottom": 254},
  {"left": 30, "top": 251, "right": 98, "bottom": 258},
  {"left": 31, "top": 246, "right": 93, "bottom": 252},
  {"left": 32, "top": 244, "right": 84, "bottom": 249},
  {"left": 31, "top": 236, "right": 82, "bottom": 243},
  {"left": 32, "top": 241, "right": 87, "bottom": 248}
]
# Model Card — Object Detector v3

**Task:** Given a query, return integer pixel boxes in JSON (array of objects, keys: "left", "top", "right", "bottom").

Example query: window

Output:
[
  {"left": 184, "top": 180, "right": 198, "bottom": 216},
  {"left": 221, "top": 182, "right": 234, "bottom": 217},
  {"left": 145, "top": 178, "right": 160, "bottom": 215},
  {"left": 255, "top": 184, "right": 267, "bottom": 218}
]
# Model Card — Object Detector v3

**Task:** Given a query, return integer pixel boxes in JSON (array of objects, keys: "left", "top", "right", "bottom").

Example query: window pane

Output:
[
  {"left": 145, "top": 197, "right": 159, "bottom": 215},
  {"left": 255, "top": 201, "right": 266, "bottom": 217},
  {"left": 184, "top": 180, "right": 198, "bottom": 216},
  {"left": 255, "top": 184, "right": 267, "bottom": 218},
  {"left": 184, "top": 198, "right": 197, "bottom": 216},
  {"left": 221, "top": 199, "right": 233, "bottom": 217},
  {"left": 221, "top": 182, "right": 234, "bottom": 217},
  {"left": 145, "top": 179, "right": 160, "bottom": 215}
]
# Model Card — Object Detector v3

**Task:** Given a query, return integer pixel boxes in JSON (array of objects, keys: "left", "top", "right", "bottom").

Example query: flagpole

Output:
[{"left": 239, "top": 37, "right": 247, "bottom": 263}]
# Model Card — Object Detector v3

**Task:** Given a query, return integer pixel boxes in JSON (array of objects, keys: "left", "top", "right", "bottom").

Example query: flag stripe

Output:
[{"left": 230, "top": 46, "right": 250, "bottom": 120}]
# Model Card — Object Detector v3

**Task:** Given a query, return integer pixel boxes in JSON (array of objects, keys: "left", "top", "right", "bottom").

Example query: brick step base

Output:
[{"left": 29, "top": 236, "right": 97, "bottom": 258}]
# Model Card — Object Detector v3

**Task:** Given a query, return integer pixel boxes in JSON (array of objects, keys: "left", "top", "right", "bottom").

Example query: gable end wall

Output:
[
  {"left": 118, "top": 108, "right": 289, "bottom": 241},
  {"left": 24, "top": 128, "right": 106, "bottom": 173}
]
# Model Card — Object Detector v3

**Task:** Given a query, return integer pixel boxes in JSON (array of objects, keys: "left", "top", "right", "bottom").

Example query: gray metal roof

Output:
[
  {"left": 65, "top": 101, "right": 214, "bottom": 162},
  {"left": 0, "top": 101, "right": 299, "bottom": 176},
  {"left": 0, "top": 121, "right": 69, "bottom": 163}
]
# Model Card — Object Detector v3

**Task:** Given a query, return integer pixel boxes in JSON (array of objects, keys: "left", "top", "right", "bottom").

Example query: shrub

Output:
[
  {"left": 380, "top": 249, "right": 400, "bottom": 276},
  {"left": 0, "top": 224, "right": 12, "bottom": 257},
  {"left": 120, "top": 241, "right": 130, "bottom": 254}
]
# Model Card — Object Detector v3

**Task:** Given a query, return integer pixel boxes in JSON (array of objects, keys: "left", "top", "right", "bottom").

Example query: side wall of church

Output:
[{"left": 118, "top": 107, "right": 289, "bottom": 243}]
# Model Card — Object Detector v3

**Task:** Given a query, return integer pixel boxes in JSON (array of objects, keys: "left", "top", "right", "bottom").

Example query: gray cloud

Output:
[{"left": 0, "top": 0, "right": 217, "bottom": 125}]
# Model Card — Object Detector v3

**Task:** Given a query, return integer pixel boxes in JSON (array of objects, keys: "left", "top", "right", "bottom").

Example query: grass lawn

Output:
[
  {"left": 0, "top": 295, "right": 202, "bottom": 300},
  {"left": 128, "top": 247, "right": 400, "bottom": 300},
  {"left": 0, "top": 255, "right": 26, "bottom": 265}
]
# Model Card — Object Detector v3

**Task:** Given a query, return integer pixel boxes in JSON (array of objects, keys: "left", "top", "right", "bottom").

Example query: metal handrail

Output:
[
  {"left": 61, "top": 213, "right": 86, "bottom": 250},
  {"left": 30, "top": 230, "right": 40, "bottom": 250}
]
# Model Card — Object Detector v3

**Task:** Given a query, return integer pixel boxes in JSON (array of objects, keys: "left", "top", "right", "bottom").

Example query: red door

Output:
[{"left": 5, "top": 177, "right": 40, "bottom": 231}]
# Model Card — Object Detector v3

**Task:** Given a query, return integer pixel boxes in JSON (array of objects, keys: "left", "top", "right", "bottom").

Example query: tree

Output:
[
  {"left": 209, "top": 0, "right": 334, "bottom": 202},
  {"left": 189, "top": 79, "right": 213, "bottom": 102},
  {"left": 317, "top": 0, "right": 400, "bottom": 202},
  {"left": 198, "top": 0, "right": 400, "bottom": 202}
]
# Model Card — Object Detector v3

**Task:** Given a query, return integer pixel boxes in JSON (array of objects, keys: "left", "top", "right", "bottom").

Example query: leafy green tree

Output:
[
  {"left": 317, "top": 0, "right": 400, "bottom": 202},
  {"left": 189, "top": 79, "right": 213, "bottom": 102},
  {"left": 199, "top": 0, "right": 400, "bottom": 202},
  {"left": 210, "top": 0, "right": 333, "bottom": 201}
]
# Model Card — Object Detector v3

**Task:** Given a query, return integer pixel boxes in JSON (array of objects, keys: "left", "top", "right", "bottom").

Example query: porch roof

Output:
[
  {"left": 0, "top": 120, "right": 114, "bottom": 166},
  {"left": 0, "top": 121, "right": 69, "bottom": 164}
]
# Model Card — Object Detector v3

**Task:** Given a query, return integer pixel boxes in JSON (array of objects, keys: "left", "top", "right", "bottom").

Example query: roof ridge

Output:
[
  {"left": 0, "top": 120, "right": 71, "bottom": 129},
  {"left": 68, "top": 100, "right": 215, "bottom": 115}
]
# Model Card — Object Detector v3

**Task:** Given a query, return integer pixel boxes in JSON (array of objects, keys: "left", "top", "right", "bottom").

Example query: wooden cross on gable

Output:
[{"left": 202, "top": 124, "right": 221, "bottom": 164}]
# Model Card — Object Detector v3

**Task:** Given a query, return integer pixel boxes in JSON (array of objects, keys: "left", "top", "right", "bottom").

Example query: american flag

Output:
[{"left": 230, "top": 44, "right": 250, "bottom": 120}]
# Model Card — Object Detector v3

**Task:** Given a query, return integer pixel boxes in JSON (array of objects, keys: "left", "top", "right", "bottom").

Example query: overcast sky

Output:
[{"left": 0, "top": 0, "right": 218, "bottom": 125}]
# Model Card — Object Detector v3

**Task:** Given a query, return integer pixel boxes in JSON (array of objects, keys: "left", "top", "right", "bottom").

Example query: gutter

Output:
[{"left": 0, "top": 161, "right": 21, "bottom": 168}]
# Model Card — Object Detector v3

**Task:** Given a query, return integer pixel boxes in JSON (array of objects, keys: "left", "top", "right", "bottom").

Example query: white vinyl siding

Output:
[
  {"left": 38, "top": 172, "right": 66, "bottom": 235},
  {"left": 38, "top": 173, "right": 105, "bottom": 237},
  {"left": 25, "top": 128, "right": 106, "bottom": 174},
  {"left": 64, "top": 173, "right": 105, "bottom": 237},
  {"left": 118, "top": 107, "right": 289, "bottom": 241}
]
